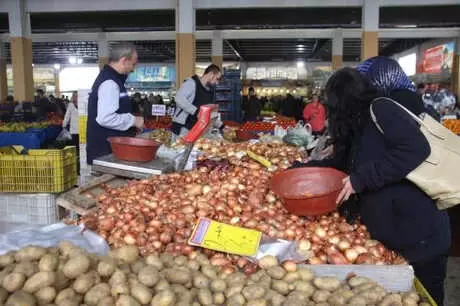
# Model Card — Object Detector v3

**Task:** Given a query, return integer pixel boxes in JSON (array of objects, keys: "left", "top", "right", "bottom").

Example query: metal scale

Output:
[{"left": 91, "top": 104, "right": 219, "bottom": 179}]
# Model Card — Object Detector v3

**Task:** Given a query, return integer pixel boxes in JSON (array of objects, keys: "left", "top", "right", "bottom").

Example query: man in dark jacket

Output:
[
  {"left": 86, "top": 44, "right": 144, "bottom": 164},
  {"left": 243, "top": 87, "right": 261, "bottom": 121}
]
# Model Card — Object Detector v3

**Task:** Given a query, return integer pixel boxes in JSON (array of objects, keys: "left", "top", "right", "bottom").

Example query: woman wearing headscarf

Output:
[{"left": 291, "top": 58, "right": 450, "bottom": 305}]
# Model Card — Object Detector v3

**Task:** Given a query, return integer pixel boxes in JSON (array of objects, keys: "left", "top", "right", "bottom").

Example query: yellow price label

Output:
[{"left": 188, "top": 218, "right": 262, "bottom": 256}]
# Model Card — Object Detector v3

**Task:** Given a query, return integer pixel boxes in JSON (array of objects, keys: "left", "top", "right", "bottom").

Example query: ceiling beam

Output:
[
  {"left": 1, "top": 0, "right": 458, "bottom": 13},
  {"left": 1, "top": 27, "right": 459, "bottom": 42}
]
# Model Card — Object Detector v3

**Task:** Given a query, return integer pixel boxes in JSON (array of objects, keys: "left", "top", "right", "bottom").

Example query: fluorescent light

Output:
[
  {"left": 395, "top": 24, "right": 417, "bottom": 28},
  {"left": 68, "top": 56, "right": 77, "bottom": 65},
  {"left": 77, "top": 58, "right": 83, "bottom": 65},
  {"left": 297, "top": 61, "right": 305, "bottom": 68},
  {"left": 53, "top": 64, "right": 61, "bottom": 70}
]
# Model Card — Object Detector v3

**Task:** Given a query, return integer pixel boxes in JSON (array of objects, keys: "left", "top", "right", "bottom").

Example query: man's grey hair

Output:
[{"left": 109, "top": 44, "right": 137, "bottom": 62}]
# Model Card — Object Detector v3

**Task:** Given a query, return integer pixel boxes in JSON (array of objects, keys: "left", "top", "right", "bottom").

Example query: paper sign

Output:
[
  {"left": 151, "top": 105, "right": 166, "bottom": 116},
  {"left": 188, "top": 218, "right": 262, "bottom": 256}
]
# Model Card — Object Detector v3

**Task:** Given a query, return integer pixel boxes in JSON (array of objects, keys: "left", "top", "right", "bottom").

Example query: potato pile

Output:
[{"left": 0, "top": 243, "right": 427, "bottom": 306}]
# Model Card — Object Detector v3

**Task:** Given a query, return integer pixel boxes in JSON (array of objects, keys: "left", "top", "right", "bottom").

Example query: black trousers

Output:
[
  {"left": 411, "top": 253, "right": 448, "bottom": 305},
  {"left": 69, "top": 134, "right": 80, "bottom": 175}
]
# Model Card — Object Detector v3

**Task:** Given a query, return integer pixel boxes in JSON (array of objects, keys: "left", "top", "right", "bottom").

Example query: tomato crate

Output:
[
  {"left": 0, "top": 193, "right": 58, "bottom": 225},
  {"left": 0, "top": 146, "right": 77, "bottom": 193}
]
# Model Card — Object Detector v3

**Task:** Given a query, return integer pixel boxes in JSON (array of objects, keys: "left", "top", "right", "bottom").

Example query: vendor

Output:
[
  {"left": 242, "top": 87, "right": 261, "bottom": 121},
  {"left": 86, "top": 44, "right": 144, "bottom": 164},
  {"left": 302, "top": 94, "right": 326, "bottom": 135},
  {"left": 171, "top": 64, "right": 224, "bottom": 137}
]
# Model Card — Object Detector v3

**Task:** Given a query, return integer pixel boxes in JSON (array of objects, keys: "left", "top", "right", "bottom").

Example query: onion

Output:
[
  {"left": 282, "top": 260, "right": 297, "bottom": 272},
  {"left": 297, "top": 239, "right": 311, "bottom": 251},
  {"left": 315, "top": 227, "right": 327, "bottom": 238},
  {"left": 344, "top": 248, "right": 359, "bottom": 262}
]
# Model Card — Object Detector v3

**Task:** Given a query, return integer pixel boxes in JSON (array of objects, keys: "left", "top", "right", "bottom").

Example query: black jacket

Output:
[{"left": 292, "top": 90, "right": 451, "bottom": 262}]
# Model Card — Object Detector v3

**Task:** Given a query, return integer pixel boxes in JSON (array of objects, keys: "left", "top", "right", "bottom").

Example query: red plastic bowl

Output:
[
  {"left": 108, "top": 137, "right": 161, "bottom": 162},
  {"left": 270, "top": 167, "right": 347, "bottom": 216}
]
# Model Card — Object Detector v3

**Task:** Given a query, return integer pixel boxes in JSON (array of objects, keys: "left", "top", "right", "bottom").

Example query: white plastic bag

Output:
[
  {"left": 56, "top": 128, "right": 72, "bottom": 141},
  {"left": 0, "top": 222, "right": 110, "bottom": 255}
]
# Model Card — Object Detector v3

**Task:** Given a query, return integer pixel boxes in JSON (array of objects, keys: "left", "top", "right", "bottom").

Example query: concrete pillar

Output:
[
  {"left": 8, "top": 0, "right": 34, "bottom": 101},
  {"left": 175, "top": 0, "right": 195, "bottom": 88},
  {"left": 98, "top": 33, "right": 109, "bottom": 70},
  {"left": 0, "top": 42, "right": 7, "bottom": 101},
  {"left": 453, "top": 37, "right": 460, "bottom": 100},
  {"left": 211, "top": 31, "right": 223, "bottom": 70},
  {"left": 332, "top": 29, "right": 343, "bottom": 70},
  {"left": 361, "top": 0, "right": 379, "bottom": 61},
  {"left": 54, "top": 69, "right": 60, "bottom": 97}
]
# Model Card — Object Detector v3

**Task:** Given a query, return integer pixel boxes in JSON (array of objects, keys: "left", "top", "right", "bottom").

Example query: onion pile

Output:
[{"left": 79, "top": 141, "right": 405, "bottom": 267}]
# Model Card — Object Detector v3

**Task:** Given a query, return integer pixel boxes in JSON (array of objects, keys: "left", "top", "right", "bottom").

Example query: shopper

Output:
[
  {"left": 171, "top": 64, "right": 224, "bottom": 137},
  {"left": 304, "top": 67, "right": 449, "bottom": 305},
  {"left": 86, "top": 44, "right": 144, "bottom": 164},
  {"left": 35, "top": 89, "right": 53, "bottom": 120},
  {"left": 302, "top": 94, "right": 326, "bottom": 135},
  {"left": 63, "top": 92, "right": 80, "bottom": 174},
  {"left": 243, "top": 87, "right": 261, "bottom": 121},
  {"left": 280, "top": 93, "right": 300, "bottom": 118}
]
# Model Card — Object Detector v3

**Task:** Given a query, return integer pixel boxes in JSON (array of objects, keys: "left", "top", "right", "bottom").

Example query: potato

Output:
[
  {"left": 186, "top": 260, "right": 200, "bottom": 271},
  {"left": 271, "top": 280, "right": 290, "bottom": 295},
  {"left": 193, "top": 273, "right": 210, "bottom": 289},
  {"left": 58, "top": 241, "right": 78, "bottom": 257},
  {"left": 110, "top": 246, "right": 139, "bottom": 264},
  {"left": 297, "top": 267, "right": 315, "bottom": 282},
  {"left": 111, "top": 282, "right": 130, "bottom": 297},
  {"left": 116, "top": 295, "right": 140, "bottom": 306},
  {"left": 56, "top": 299, "right": 80, "bottom": 306},
  {"left": 225, "top": 272, "right": 245, "bottom": 286},
  {"left": 312, "top": 290, "right": 331, "bottom": 303},
  {"left": 266, "top": 266, "right": 286, "bottom": 280},
  {"left": 23, "top": 271, "right": 56, "bottom": 293},
  {"left": 402, "top": 291, "right": 420, "bottom": 305},
  {"left": 197, "top": 288, "right": 213, "bottom": 306},
  {"left": 242, "top": 284, "right": 266, "bottom": 300},
  {"left": 225, "top": 284, "right": 244, "bottom": 298},
  {"left": 164, "top": 268, "right": 191, "bottom": 284},
  {"left": 55, "top": 288, "right": 77, "bottom": 304},
  {"left": 287, "top": 290, "right": 311, "bottom": 303},
  {"left": 35, "top": 286, "right": 57, "bottom": 304},
  {"left": 38, "top": 253, "right": 59, "bottom": 272},
  {"left": 353, "top": 282, "right": 378, "bottom": 294},
  {"left": 0, "top": 287, "right": 8, "bottom": 303},
  {"left": 359, "top": 286, "right": 386, "bottom": 303},
  {"left": 5, "top": 290, "right": 36, "bottom": 306},
  {"left": 348, "top": 295, "right": 368, "bottom": 306},
  {"left": 63, "top": 255, "right": 90, "bottom": 279},
  {"left": 313, "top": 276, "right": 342, "bottom": 291},
  {"left": 258, "top": 256, "right": 278, "bottom": 269},
  {"left": 118, "top": 264, "right": 131, "bottom": 274},
  {"left": 174, "top": 256, "right": 188, "bottom": 267},
  {"left": 348, "top": 276, "right": 373, "bottom": 288},
  {"left": 269, "top": 292, "right": 286, "bottom": 306},
  {"left": 84, "top": 283, "right": 110, "bottom": 306},
  {"left": 98, "top": 296, "right": 115, "bottom": 306},
  {"left": 109, "top": 270, "right": 127, "bottom": 286},
  {"left": 292, "top": 280, "right": 315, "bottom": 296},
  {"left": 328, "top": 289, "right": 355, "bottom": 305},
  {"left": 137, "top": 266, "right": 159, "bottom": 287},
  {"left": 226, "top": 293, "right": 245, "bottom": 306},
  {"left": 53, "top": 271, "right": 70, "bottom": 291},
  {"left": 73, "top": 271, "right": 98, "bottom": 294},
  {"left": 3, "top": 272, "right": 26, "bottom": 292},
  {"left": 210, "top": 279, "right": 226, "bottom": 292},
  {"left": 213, "top": 292, "right": 225, "bottom": 305},
  {"left": 151, "top": 290, "right": 176, "bottom": 306},
  {"left": 0, "top": 253, "right": 15, "bottom": 267},
  {"left": 145, "top": 255, "right": 163, "bottom": 270},
  {"left": 14, "top": 261, "right": 37, "bottom": 278},
  {"left": 154, "top": 279, "right": 170, "bottom": 292},
  {"left": 283, "top": 271, "right": 301, "bottom": 282},
  {"left": 130, "top": 282, "right": 152, "bottom": 305},
  {"left": 200, "top": 265, "right": 217, "bottom": 279},
  {"left": 379, "top": 293, "right": 402, "bottom": 306},
  {"left": 130, "top": 261, "right": 146, "bottom": 275},
  {"left": 0, "top": 265, "right": 14, "bottom": 284},
  {"left": 14, "top": 246, "right": 46, "bottom": 262},
  {"left": 97, "top": 258, "right": 117, "bottom": 277}
]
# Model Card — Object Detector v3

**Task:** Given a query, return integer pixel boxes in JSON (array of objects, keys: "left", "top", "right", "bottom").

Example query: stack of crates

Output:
[
  {"left": 214, "top": 69, "right": 243, "bottom": 122},
  {"left": 0, "top": 146, "right": 78, "bottom": 225}
]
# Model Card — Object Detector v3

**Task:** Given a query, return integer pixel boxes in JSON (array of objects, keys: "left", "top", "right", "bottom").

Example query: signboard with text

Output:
[{"left": 423, "top": 42, "right": 455, "bottom": 74}]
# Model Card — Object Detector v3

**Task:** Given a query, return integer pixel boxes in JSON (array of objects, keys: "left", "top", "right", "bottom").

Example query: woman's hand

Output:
[{"left": 336, "top": 176, "right": 356, "bottom": 204}]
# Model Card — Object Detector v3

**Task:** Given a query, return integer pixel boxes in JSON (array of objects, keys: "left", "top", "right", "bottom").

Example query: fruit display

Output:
[
  {"left": 0, "top": 121, "right": 61, "bottom": 133},
  {"left": 0, "top": 243, "right": 427, "bottom": 306},
  {"left": 443, "top": 119, "right": 460, "bottom": 134}
]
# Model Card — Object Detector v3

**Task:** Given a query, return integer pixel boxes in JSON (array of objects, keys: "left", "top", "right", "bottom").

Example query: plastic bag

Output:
[
  {"left": 0, "top": 222, "right": 110, "bottom": 255},
  {"left": 274, "top": 125, "right": 288, "bottom": 139},
  {"left": 282, "top": 121, "right": 314, "bottom": 147},
  {"left": 56, "top": 128, "right": 72, "bottom": 141}
]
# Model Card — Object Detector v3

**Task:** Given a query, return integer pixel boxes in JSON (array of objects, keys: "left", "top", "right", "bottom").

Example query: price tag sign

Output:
[
  {"left": 188, "top": 218, "right": 262, "bottom": 256},
  {"left": 151, "top": 105, "right": 166, "bottom": 116}
]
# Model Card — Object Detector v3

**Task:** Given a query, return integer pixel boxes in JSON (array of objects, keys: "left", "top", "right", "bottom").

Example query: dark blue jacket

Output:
[
  {"left": 293, "top": 91, "right": 451, "bottom": 263},
  {"left": 86, "top": 65, "right": 135, "bottom": 164},
  {"left": 349, "top": 98, "right": 450, "bottom": 262}
]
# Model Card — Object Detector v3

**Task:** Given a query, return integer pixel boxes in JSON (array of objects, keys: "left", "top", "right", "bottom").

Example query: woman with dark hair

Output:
[{"left": 294, "top": 66, "right": 450, "bottom": 305}]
